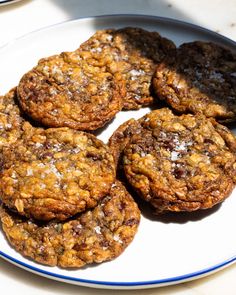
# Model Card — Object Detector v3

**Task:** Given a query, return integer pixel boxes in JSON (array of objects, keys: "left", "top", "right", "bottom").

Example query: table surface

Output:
[{"left": 0, "top": 0, "right": 236, "bottom": 294}]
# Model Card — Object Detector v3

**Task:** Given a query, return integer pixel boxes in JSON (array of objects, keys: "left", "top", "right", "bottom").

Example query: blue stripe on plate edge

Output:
[{"left": 1, "top": 250, "right": 236, "bottom": 286}]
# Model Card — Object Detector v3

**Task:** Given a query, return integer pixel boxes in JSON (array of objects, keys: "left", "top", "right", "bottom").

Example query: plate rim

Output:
[
  {"left": 0, "top": 13, "right": 236, "bottom": 50},
  {"left": 0, "top": 0, "right": 23, "bottom": 6},
  {"left": 0, "top": 14, "right": 236, "bottom": 289},
  {"left": 1, "top": 250, "right": 236, "bottom": 288}
]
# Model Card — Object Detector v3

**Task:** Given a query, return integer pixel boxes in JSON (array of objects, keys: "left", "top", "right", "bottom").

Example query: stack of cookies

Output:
[
  {"left": 0, "top": 27, "right": 236, "bottom": 268},
  {"left": 0, "top": 87, "right": 140, "bottom": 268}
]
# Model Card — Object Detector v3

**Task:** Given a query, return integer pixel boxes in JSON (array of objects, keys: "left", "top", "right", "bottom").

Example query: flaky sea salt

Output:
[
  {"left": 35, "top": 142, "right": 43, "bottom": 148},
  {"left": 106, "top": 35, "right": 113, "bottom": 41},
  {"left": 113, "top": 234, "right": 123, "bottom": 244},
  {"left": 5, "top": 123, "right": 12, "bottom": 129},
  {"left": 94, "top": 226, "right": 101, "bottom": 234},
  {"left": 11, "top": 172, "right": 17, "bottom": 179},
  {"left": 38, "top": 163, "right": 45, "bottom": 168},
  {"left": 91, "top": 47, "right": 102, "bottom": 53},
  {"left": 49, "top": 88, "right": 58, "bottom": 96},
  {"left": 130, "top": 69, "right": 145, "bottom": 80},
  {"left": 170, "top": 151, "right": 179, "bottom": 161},
  {"left": 26, "top": 168, "right": 33, "bottom": 176},
  {"left": 140, "top": 151, "right": 146, "bottom": 157},
  {"left": 45, "top": 163, "right": 62, "bottom": 179},
  {"left": 130, "top": 69, "right": 145, "bottom": 76},
  {"left": 52, "top": 66, "right": 63, "bottom": 76}
]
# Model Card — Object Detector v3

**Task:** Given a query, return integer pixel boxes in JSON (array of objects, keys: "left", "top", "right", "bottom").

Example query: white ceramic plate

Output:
[{"left": 0, "top": 15, "right": 236, "bottom": 290}]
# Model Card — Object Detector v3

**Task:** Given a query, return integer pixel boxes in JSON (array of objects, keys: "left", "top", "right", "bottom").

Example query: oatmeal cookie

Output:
[
  {"left": 0, "top": 126, "right": 115, "bottom": 221},
  {"left": 17, "top": 51, "right": 125, "bottom": 130},
  {"left": 153, "top": 41, "right": 236, "bottom": 122},
  {"left": 0, "top": 88, "right": 25, "bottom": 147},
  {"left": 123, "top": 108, "right": 236, "bottom": 213},
  {"left": 108, "top": 118, "right": 142, "bottom": 168},
  {"left": 0, "top": 181, "right": 140, "bottom": 268},
  {"left": 79, "top": 27, "right": 176, "bottom": 109}
]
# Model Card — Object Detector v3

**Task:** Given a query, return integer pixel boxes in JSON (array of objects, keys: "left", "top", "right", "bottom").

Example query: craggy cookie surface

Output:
[
  {"left": 153, "top": 41, "right": 236, "bottom": 122},
  {"left": 123, "top": 108, "right": 236, "bottom": 213},
  {"left": 80, "top": 27, "right": 176, "bottom": 109},
  {"left": 0, "top": 88, "right": 25, "bottom": 147},
  {"left": 108, "top": 118, "right": 142, "bottom": 169},
  {"left": 0, "top": 126, "right": 115, "bottom": 221},
  {"left": 17, "top": 52, "right": 125, "bottom": 130},
  {"left": 0, "top": 181, "right": 140, "bottom": 268}
]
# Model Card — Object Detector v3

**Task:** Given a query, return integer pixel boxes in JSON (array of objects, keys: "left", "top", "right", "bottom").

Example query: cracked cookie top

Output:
[
  {"left": 123, "top": 108, "right": 236, "bottom": 213},
  {"left": 17, "top": 51, "right": 125, "bottom": 130},
  {"left": 0, "top": 125, "right": 115, "bottom": 221}
]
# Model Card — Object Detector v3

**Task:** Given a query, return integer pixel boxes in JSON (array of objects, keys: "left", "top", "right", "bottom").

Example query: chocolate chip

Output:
[
  {"left": 173, "top": 166, "right": 186, "bottom": 179},
  {"left": 86, "top": 151, "right": 103, "bottom": 161},
  {"left": 125, "top": 218, "right": 139, "bottom": 226}
]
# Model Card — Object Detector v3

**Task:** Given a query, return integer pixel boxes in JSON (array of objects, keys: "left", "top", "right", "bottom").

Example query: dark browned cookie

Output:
[
  {"left": 108, "top": 118, "right": 142, "bottom": 168},
  {"left": 79, "top": 27, "right": 176, "bottom": 110},
  {"left": 0, "top": 125, "right": 115, "bottom": 221},
  {"left": 153, "top": 41, "right": 236, "bottom": 122},
  {"left": 17, "top": 51, "right": 125, "bottom": 130},
  {"left": 123, "top": 108, "right": 236, "bottom": 213},
  {"left": 0, "top": 181, "right": 140, "bottom": 268}
]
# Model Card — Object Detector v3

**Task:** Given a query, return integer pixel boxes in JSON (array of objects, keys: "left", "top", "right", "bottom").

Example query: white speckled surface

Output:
[{"left": 0, "top": 1, "right": 236, "bottom": 294}]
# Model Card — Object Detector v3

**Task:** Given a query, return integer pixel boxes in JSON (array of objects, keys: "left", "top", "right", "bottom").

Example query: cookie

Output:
[
  {"left": 108, "top": 118, "right": 142, "bottom": 168},
  {"left": 17, "top": 51, "right": 125, "bottom": 130},
  {"left": 123, "top": 108, "right": 236, "bottom": 213},
  {"left": 0, "top": 125, "right": 115, "bottom": 221},
  {"left": 0, "top": 181, "right": 140, "bottom": 268},
  {"left": 153, "top": 41, "right": 236, "bottom": 122},
  {"left": 0, "top": 88, "right": 25, "bottom": 147},
  {"left": 79, "top": 27, "right": 176, "bottom": 109}
]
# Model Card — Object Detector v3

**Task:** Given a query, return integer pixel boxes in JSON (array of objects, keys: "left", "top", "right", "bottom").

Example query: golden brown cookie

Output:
[
  {"left": 0, "top": 88, "right": 25, "bottom": 147},
  {"left": 79, "top": 27, "right": 176, "bottom": 110},
  {"left": 153, "top": 41, "right": 236, "bottom": 122},
  {"left": 0, "top": 181, "right": 140, "bottom": 268},
  {"left": 0, "top": 125, "right": 115, "bottom": 221},
  {"left": 17, "top": 52, "right": 125, "bottom": 130},
  {"left": 123, "top": 108, "right": 236, "bottom": 213}
]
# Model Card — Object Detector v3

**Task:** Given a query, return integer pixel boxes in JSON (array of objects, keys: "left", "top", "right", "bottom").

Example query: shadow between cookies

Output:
[
  {"left": 119, "top": 175, "right": 222, "bottom": 224},
  {"left": 136, "top": 194, "right": 222, "bottom": 224}
]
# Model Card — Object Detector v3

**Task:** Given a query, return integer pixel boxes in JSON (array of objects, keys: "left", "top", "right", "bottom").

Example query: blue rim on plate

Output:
[
  {"left": 0, "top": 14, "right": 236, "bottom": 289},
  {"left": 1, "top": 250, "right": 236, "bottom": 288}
]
